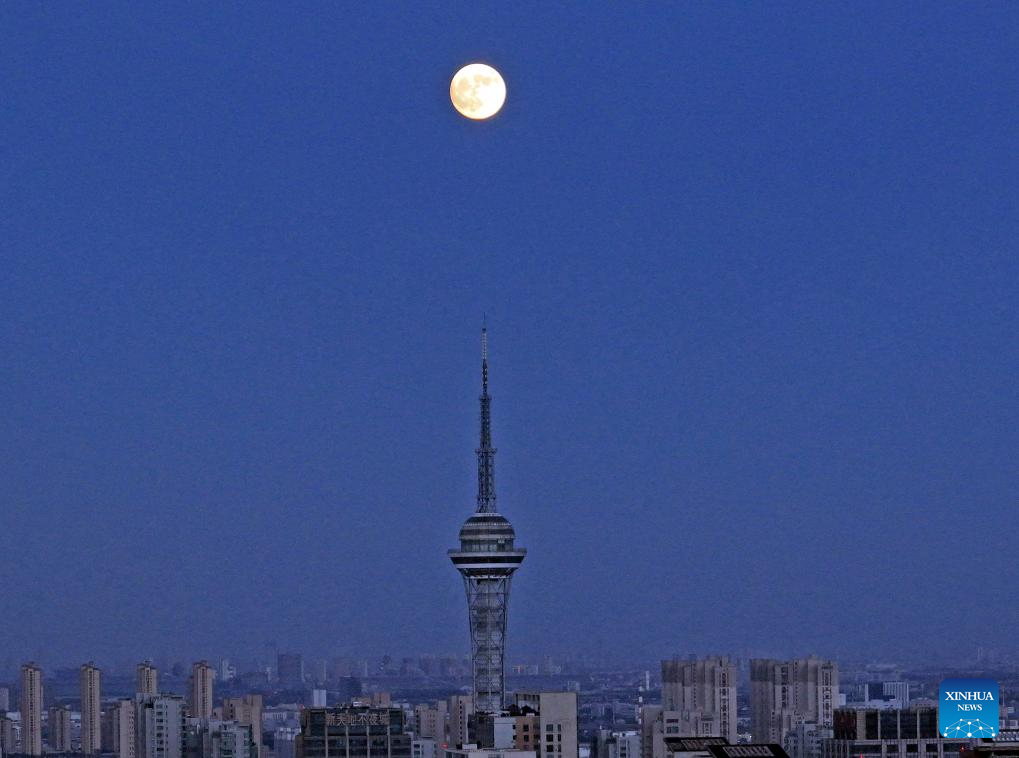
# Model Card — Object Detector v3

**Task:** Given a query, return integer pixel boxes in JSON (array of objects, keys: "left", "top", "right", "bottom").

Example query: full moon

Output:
[{"left": 450, "top": 63, "right": 506, "bottom": 120}]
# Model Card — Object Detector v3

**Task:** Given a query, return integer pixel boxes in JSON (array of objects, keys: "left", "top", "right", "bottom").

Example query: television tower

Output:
[{"left": 449, "top": 327, "right": 526, "bottom": 714}]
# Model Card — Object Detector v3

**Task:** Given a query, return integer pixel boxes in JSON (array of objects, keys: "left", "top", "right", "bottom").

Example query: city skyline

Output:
[
  {"left": 2, "top": 2, "right": 1018, "bottom": 667},
  {"left": 4, "top": 650, "right": 1012, "bottom": 758}
]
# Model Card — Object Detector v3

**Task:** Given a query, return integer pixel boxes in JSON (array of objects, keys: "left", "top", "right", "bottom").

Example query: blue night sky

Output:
[{"left": 1, "top": 3, "right": 1017, "bottom": 669}]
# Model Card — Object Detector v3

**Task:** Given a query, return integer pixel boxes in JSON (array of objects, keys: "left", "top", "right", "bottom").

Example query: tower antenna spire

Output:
[{"left": 477, "top": 324, "right": 495, "bottom": 513}]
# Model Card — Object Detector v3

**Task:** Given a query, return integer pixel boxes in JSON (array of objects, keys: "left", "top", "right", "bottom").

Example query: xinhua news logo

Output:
[{"left": 939, "top": 678, "right": 1000, "bottom": 739}]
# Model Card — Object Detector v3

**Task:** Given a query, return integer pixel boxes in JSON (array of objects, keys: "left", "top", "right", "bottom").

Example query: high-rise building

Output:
[
  {"left": 447, "top": 695, "right": 474, "bottom": 749},
  {"left": 1, "top": 713, "right": 16, "bottom": 758},
  {"left": 751, "top": 658, "right": 839, "bottom": 745},
  {"left": 49, "top": 706, "right": 73, "bottom": 752},
  {"left": 661, "top": 658, "right": 738, "bottom": 744},
  {"left": 414, "top": 702, "right": 447, "bottom": 741},
  {"left": 296, "top": 706, "right": 411, "bottom": 758},
  {"left": 221, "top": 695, "right": 263, "bottom": 758},
  {"left": 448, "top": 329, "right": 527, "bottom": 714},
  {"left": 514, "top": 692, "right": 579, "bottom": 758},
  {"left": 103, "top": 702, "right": 119, "bottom": 753},
  {"left": 0, "top": 687, "right": 9, "bottom": 711},
  {"left": 190, "top": 662, "right": 215, "bottom": 719},
  {"left": 81, "top": 661, "right": 103, "bottom": 754},
  {"left": 138, "top": 663, "right": 159, "bottom": 696},
  {"left": 277, "top": 655, "right": 304, "bottom": 689},
  {"left": 20, "top": 662, "right": 44, "bottom": 756},
  {"left": 137, "top": 695, "right": 187, "bottom": 758},
  {"left": 114, "top": 698, "right": 138, "bottom": 758}
]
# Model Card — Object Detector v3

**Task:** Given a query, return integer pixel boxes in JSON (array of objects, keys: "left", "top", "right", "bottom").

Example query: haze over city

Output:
[{"left": 2, "top": 1, "right": 1017, "bottom": 675}]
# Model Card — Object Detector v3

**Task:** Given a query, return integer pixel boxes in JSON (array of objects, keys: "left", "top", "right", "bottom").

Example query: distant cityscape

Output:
[
  {"left": 2, "top": 336, "right": 1016, "bottom": 758},
  {"left": 2, "top": 654, "right": 1019, "bottom": 758}
]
